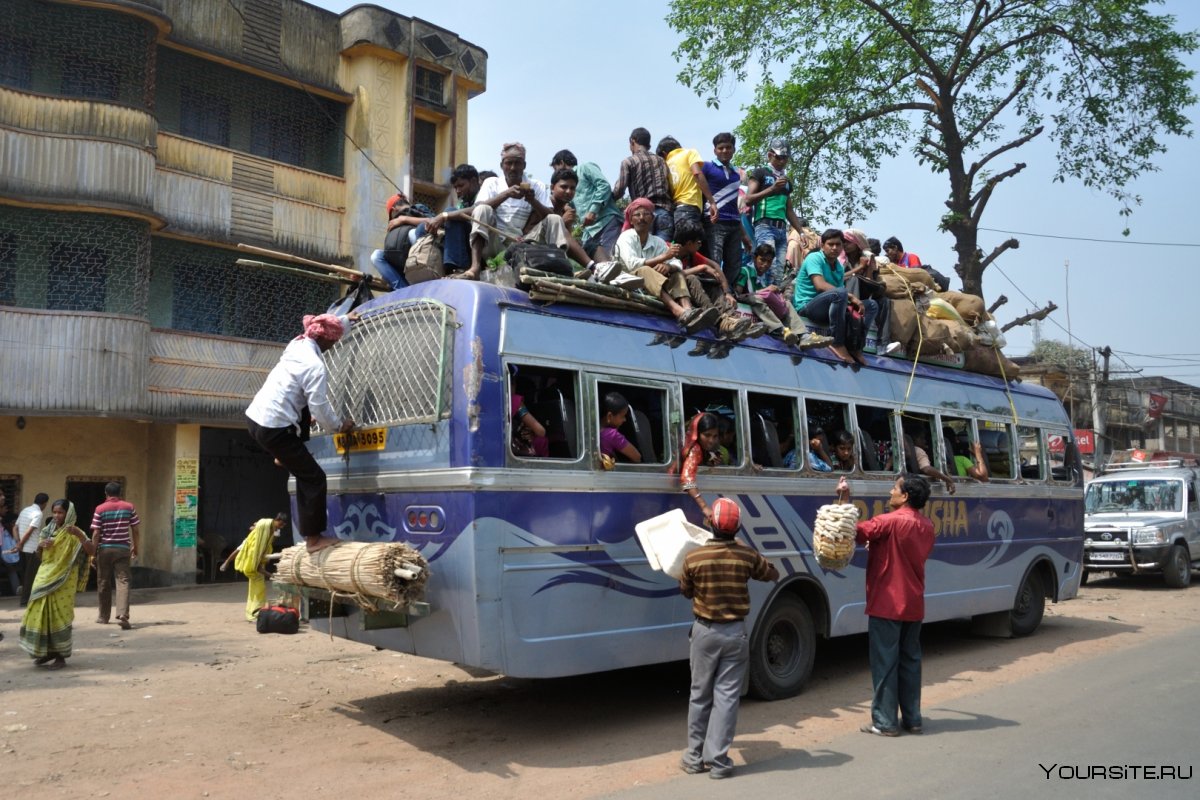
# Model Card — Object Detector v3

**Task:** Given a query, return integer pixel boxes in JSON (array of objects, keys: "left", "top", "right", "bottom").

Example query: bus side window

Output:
[
  {"left": 1018, "top": 425, "right": 1044, "bottom": 480},
  {"left": 748, "top": 392, "right": 796, "bottom": 469},
  {"left": 900, "top": 413, "right": 939, "bottom": 474},
  {"left": 1046, "top": 431, "right": 1076, "bottom": 483},
  {"left": 803, "top": 399, "right": 851, "bottom": 472},
  {"left": 511, "top": 365, "right": 579, "bottom": 460},
  {"left": 854, "top": 404, "right": 895, "bottom": 472},
  {"left": 683, "top": 384, "right": 740, "bottom": 467},
  {"left": 597, "top": 382, "right": 667, "bottom": 465},
  {"left": 979, "top": 421, "right": 1014, "bottom": 479},
  {"left": 942, "top": 416, "right": 981, "bottom": 479}
]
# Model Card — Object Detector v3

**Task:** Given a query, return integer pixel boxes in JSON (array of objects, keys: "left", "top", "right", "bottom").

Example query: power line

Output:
[{"left": 978, "top": 226, "right": 1200, "bottom": 247}]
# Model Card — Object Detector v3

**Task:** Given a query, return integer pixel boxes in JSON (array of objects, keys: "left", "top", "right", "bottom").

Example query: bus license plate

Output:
[
  {"left": 1090, "top": 551, "right": 1125, "bottom": 561},
  {"left": 334, "top": 427, "right": 387, "bottom": 454}
]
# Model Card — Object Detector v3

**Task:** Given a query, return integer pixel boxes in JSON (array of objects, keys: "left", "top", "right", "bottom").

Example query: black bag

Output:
[
  {"left": 256, "top": 605, "right": 300, "bottom": 634},
  {"left": 382, "top": 224, "right": 417, "bottom": 272},
  {"left": 505, "top": 242, "right": 574, "bottom": 277}
]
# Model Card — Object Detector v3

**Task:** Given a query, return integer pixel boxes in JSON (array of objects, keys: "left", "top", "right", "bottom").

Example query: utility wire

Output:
[{"left": 979, "top": 226, "right": 1200, "bottom": 247}]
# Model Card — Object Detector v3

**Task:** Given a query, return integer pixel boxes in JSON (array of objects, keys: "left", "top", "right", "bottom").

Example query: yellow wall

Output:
[{"left": 1, "top": 416, "right": 197, "bottom": 581}]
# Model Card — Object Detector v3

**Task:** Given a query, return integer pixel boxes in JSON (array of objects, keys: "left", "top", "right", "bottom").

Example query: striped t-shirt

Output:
[
  {"left": 680, "top": 539, "right": 777, "bottom": 622},
  {"left": 91, "top": 499, "right": 140, "bottom": 546}
]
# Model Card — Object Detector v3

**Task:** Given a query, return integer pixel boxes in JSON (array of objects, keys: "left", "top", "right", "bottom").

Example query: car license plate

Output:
[
  {"left": 334, "top": 427, "right": 387, "bottom": 454},
  {"left": 1090, "top": 551, "right": 1125, "bottom": 561}
]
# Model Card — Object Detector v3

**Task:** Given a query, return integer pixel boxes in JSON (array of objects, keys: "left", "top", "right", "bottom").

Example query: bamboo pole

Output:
[
  {"left": 236, "top": 258, "right": 350, "bottom": 284},
  {"left": 236, "top": 243, "right": 391, "bottom": 291}
]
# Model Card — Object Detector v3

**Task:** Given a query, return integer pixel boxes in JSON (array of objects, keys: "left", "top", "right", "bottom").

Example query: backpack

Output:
[
  {"left": 404, "top": 232, "right": 445, "bottom": 284},
  {"left": 382, "top": 224, "right": 417, "bottom": 272},
  {"left": 505, "top": 242, "right": 574, "bottom": 277},
  {"left": 255, "top": 605, "right": 300, "bottom": 634}
]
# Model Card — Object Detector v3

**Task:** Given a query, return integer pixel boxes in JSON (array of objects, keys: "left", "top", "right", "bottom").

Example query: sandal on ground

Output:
[
  {"left": 45, "top": 657, "right": 67, "bottom": 671},
  {"left": 34, "top": 654, "right": 55, "bottom": 666}
]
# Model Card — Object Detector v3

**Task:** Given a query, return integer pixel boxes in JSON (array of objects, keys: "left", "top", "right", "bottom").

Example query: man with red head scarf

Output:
[{"left": 246, "top": 313, "right": 355, "bottom": 553}]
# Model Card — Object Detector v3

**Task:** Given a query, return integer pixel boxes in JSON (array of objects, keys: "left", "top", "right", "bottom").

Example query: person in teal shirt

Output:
[
  {"left": 550, "top": 149, "right": 623, "bottom": 262},
  {"left": 793, "top": 229, "right": 876, "bottom": 365}
]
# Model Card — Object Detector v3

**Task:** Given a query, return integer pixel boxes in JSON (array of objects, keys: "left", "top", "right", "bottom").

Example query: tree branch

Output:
[
  {"left": 969, "top": 162, "right": 1027, "bottom": 223},
  {"left": 988, "top": 295, "right": 1009, "bottom": 314},
  {"left": 857, "top": 0, "right": 946, "bottom": 83},
  {"left": 962, "top": 76, "right": 1029, "bottom": 148},
  {"left": 979, "top": 238, "right": 1020, "bottom": 272},
  {"left": 968, "top": 126, "right": 1044, "bottom": 184},
  {"left": 1001, "top": 302, "right": 1058, "bottom": 333}
]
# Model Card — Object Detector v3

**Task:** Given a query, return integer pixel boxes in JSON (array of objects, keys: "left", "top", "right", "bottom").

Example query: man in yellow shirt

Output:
[{"left": 657, "top": 136, "right": 718, "bottom": 250}]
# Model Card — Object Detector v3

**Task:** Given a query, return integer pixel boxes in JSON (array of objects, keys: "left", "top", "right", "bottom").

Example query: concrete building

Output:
[{"left": 0, "top": 0, "right": 487, "bottom": 585}]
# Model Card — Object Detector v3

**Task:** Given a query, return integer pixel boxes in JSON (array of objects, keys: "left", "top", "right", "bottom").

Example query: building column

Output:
[{"left": 143, "top": 423, "right": 200, "bottom": 585}]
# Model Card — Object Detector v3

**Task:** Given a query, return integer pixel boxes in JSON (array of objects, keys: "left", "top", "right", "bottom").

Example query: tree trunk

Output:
[{"left": 945, "top": 208, "right": 983, "bottom": 299}]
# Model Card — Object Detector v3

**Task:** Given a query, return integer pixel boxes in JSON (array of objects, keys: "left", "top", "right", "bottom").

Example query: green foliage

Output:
[
  {"left": 1031, "top": 339, "right": 1092, "bottom": 373},
  {"left": 668, "top": 0, "right": 1197, "bottom": 295}
]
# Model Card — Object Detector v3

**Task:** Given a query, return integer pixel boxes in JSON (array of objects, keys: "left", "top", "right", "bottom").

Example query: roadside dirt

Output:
[{"left": 1, "top": 572, "right": 1196, "bottom": 799}]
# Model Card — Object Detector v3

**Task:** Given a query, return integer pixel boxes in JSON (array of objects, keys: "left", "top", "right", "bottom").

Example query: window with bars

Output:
[
  {"left": 179, "top": 85, "right": 231, "bottom": 147},
  {"left": 60, "top": 52, "right": 120, "bottom": 101},
  {"left": 413, "top": 118, "right": 438, "bottom": 183},
  {"left": 0, "top": 33, "right": 33, "bottom": 90},
  {"left": 414, "top": 66, "right": 445, "bottom": 107},
  {"left": 0, "top": 233, "right": 15, "bottom": 306},
  {"left": 47, "top": 242, "right": 108, "bottom": 312}
]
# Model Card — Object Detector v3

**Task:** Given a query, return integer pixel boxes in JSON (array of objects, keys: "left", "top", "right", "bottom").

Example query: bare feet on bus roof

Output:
[
  {"left": 828, "top": 344, "right": 858, "bottom": 365},
  {"left": 304, "top": 535, "right": 341, "bottom": 553}
]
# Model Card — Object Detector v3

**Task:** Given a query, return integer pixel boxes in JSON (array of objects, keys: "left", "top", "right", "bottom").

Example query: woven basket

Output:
[
  {"left": 812, "top": 503, "right": 859, "bottom": 570},
  {"left": 813, "top": 533, "right": 855, "bottom": 570}
]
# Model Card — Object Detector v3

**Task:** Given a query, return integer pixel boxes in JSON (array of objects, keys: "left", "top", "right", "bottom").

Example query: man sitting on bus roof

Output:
[{"left": 453, "top": 142, "right": 593, "bottom": 280}]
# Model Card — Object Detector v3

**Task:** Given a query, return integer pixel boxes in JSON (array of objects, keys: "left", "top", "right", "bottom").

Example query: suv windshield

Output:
[{"left": 1085, "top": 479, "right": 1182, "bottom": 513}]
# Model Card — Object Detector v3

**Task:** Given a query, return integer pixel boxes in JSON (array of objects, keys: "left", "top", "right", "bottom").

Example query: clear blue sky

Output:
[{"left": 312, "top": 0, "right": 1200, "bottom": 385}]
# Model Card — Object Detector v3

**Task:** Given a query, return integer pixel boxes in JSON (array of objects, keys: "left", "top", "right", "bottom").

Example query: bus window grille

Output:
[{"left": 319, "top": 298, "right": 455, "bottom": 430}]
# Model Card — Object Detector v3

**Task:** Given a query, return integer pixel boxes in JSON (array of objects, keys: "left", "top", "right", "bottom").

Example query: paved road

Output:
[{"left": 606, "top": 622, "right": 1200, "bottom": 800}]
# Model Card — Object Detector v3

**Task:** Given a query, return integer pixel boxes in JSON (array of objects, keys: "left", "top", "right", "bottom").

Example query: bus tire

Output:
[
  {"left": 748, "top": 593, "right": 815, "bottom": 700},
  {"left": 1163, "top": 544, "right": 1192, "bottom": 589},
  {"left": 1010, "top": 570, "right": 1045, "bottom": 637},
  {"left": 1080, "top": 569, "right": 1090, "bottom": 586}
]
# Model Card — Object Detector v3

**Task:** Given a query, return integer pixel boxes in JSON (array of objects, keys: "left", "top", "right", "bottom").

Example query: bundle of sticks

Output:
[
  {"left": 273, "top": 541, "right": 429, "bottom": 610},
  {"left": 519, "top": 267, "right": 670, "bottom": 315}
]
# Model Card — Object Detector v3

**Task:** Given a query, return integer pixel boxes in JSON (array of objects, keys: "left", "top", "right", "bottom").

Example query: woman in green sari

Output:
[{"left": 19, "top": 499, "right": 95, "bottom": 670}]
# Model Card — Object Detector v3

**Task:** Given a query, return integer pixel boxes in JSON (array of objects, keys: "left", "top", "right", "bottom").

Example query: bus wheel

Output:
[
  {"left": 1163, "top": 545, "right": 1192, "bottom": 589},
  {"left": 1080, "top": 569, "right": 1090, "bottom": 586},
  {"left": 1010, "top": 570, "right": 1045, "bottom": 637},
  {"left": 748, "top": 593, "right": 815, "bottom": 700}
]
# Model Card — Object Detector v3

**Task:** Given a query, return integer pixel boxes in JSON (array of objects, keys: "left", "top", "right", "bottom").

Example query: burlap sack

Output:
[
  {"left": 881, "top": 267, "right": 936, "bottom": 299},
  {"left": 921, "top": 318, "right": 956, "bottom": 353},
  {"left": 944, "top": 319, "right": 976, "bottom": 352},
  {"left": 963, "top": 343, "right": 1021, "bottom": 379},
  {"left": 938, "top": 290, "right": 987, "bottom": 326},
  {"left": 889, "top": 295, "right": 920, "bottom": 347}
]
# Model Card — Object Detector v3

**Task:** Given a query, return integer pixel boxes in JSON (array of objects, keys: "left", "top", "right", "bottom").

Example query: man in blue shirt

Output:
[
  {"left": 700, "top": 132, "right": 752, "bottom": 288},
  {"left": 793, "top": 229, "right": 876, "bottom": 366}
]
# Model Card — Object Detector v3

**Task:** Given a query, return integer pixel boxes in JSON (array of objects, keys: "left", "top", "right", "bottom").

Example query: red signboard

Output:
[
  {"left": 1147, "top": 393, "right": 1168, "bottom": 419},
  {"left": 1048, "top": 430, "right": 1094, "bottom": 455}
]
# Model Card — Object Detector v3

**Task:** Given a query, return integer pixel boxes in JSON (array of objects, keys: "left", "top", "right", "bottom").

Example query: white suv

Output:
[{"left": 1083, "top": 462, "right": 1200, "bottom": 588}]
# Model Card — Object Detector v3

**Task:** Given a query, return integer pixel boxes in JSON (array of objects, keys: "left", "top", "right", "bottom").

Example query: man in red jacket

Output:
[{"left": 836, "top": 473, "right": 935, "bottom": 736}]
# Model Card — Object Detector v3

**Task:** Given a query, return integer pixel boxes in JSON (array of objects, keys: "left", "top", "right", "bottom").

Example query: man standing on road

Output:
[
  {"left": 91, "top": 482, "right": 141, "bottom": 630},
  {"left": 836, "top": 474, "right": 935, "bottom": 737},
  {"left": 14, "top": 492, "right": 48, "bottom": 607},
  {"left": 679, "top": 498, "right": 778, "bottom": 779}
]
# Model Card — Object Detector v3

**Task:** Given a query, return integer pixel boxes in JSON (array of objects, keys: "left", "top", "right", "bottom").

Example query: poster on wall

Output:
[{"left": 174, "top": 457, "right": 199, "bottom": 548}]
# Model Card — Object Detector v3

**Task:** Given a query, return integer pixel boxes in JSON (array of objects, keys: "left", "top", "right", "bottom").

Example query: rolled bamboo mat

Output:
[{"left": 274, "top": 541, "right": 428, "bottom": 610}]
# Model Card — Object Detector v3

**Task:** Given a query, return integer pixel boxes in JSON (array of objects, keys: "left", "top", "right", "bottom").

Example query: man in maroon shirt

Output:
[{"left": 836, "top": 473, "right": 935, "bottom": 736}]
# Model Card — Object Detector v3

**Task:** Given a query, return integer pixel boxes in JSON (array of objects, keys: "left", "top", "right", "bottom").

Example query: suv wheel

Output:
[{"left": 1163, "top": 544, "right": 1192, "bottom": 589}]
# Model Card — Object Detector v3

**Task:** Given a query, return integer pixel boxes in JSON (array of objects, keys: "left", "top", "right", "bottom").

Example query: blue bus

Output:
[{"left": 303, "top": 280, "right": 1084, "bottom": 699}]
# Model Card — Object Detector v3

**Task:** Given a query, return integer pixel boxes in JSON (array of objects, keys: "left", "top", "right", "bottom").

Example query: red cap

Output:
[
  {"left": 385, "top": 192, "right": 407, "bottom": 215},
  {"left": 710, "top": 498, "right": 741, "bottom": 534}
]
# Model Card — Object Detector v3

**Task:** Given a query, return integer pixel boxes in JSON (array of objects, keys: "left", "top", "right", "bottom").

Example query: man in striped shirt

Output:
[
  {"left": 679, "top": 498, "right": 778, "bottom": 779},
  {"left": 91, "top": 482, "right": 141, "bottom": 630}
]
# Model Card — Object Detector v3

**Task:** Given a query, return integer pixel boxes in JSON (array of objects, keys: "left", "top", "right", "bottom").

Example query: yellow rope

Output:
[{"left": 879, "top": 264, "right": 924, "bottom": 415}]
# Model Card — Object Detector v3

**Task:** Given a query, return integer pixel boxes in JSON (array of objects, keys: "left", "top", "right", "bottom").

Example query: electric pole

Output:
[{"left": 1091, "top": 346, "right": 1112, "bottom": 469}]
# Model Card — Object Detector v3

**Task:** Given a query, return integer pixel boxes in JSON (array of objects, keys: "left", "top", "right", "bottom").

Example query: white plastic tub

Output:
[{"left": 635, "top": 508, "right": 712, "bottom": 579}]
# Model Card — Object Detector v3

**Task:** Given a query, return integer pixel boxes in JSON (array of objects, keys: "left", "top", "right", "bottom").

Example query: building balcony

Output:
[
  {"left": 155, "top": 132, "right": 346, "bottom": 262},
  {"left": 0, "top": 87, "right": 158, "bottom": 219}
]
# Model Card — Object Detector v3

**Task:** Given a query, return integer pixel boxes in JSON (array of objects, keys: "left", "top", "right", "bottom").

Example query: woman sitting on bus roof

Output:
[
  {"left": 678, "top": 412, "right": 724, "bottom": 525},
  {"left": 792, "top": 228, "right": 878, "bottom": 366},
  {"left": 613, "top": 199, "right": 721, "bottom": 335}
]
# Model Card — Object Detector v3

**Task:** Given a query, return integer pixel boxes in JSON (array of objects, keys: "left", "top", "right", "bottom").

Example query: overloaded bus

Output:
[{"left": 300, "top": 280, "right": 1084, "bottom": 699}]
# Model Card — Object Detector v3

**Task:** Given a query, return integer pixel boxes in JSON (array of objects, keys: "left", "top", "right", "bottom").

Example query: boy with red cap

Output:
[{"left": 679, "top": 498, "right": 778, "bottom": 779}]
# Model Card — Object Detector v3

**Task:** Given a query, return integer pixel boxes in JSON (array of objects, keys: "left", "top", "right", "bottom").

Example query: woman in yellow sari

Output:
[
  {"left": 19, "top": 500, "right": 95, "bottom": 670},
  {"left": 220, "top": 512, "right": 288, "bottom": 621}
]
